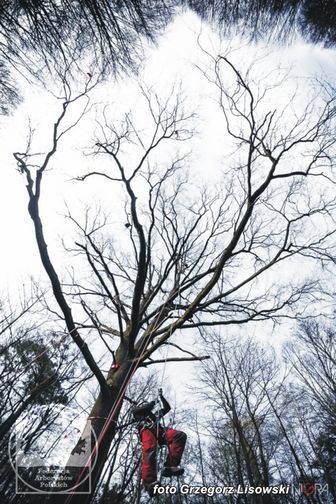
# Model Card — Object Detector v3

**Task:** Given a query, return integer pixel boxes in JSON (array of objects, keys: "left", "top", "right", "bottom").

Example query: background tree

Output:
[
  {"left": 0, "top": 293, "right": 93, "bottom": 504},
  {"left": 284, "top": 321, "right": 336, "bottom": 500},
  {"left": 195, "top": 325, "right": 335, "bottom": 503},
  {"left": 0, "top": 0, "right": 172, "bottom": 115},
  {"left": 2, "top": 0, "right": 336, "bottom": 117},
  {"left": 198, "top": 336, "right": 285, "bottom": 503},
  {"left": 185, "top": 0, "right": 336, "bottom": 45}
]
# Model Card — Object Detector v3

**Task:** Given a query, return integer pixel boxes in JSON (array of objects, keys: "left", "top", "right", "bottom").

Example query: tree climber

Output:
[{"left": 131, "top": 389, "right": 187, "bottom": 496}]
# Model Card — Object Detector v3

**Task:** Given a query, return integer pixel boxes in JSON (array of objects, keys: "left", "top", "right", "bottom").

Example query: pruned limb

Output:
[{"left": 139, "top": 355, "right": 210, "bottom": 367}]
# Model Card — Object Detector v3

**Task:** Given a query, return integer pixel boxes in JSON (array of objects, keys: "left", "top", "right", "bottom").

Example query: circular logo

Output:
[{"left": 9, "top": 404, "right": 98, "bottom": 494}]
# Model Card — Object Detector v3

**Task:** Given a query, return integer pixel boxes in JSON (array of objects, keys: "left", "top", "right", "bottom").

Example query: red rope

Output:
[
  {"left": 64, "top": 359, "right": 139, "bottom": 503},
  {"left": 64, "top": 309, "right": 166, "bottom": 502}
]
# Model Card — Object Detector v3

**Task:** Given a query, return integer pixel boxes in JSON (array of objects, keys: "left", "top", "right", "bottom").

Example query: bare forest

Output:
[{"left": 0, "top": 2, "right": 335, "bottom": 504}]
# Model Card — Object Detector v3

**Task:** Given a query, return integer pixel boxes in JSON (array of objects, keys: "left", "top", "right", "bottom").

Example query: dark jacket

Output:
[{"left": 131, "top": 395, "right": 171, "bottom": 434}]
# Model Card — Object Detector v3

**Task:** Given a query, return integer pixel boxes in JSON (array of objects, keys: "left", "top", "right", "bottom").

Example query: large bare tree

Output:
[{"left": 13, "top": 52, "right": 336, "bottom": 501}]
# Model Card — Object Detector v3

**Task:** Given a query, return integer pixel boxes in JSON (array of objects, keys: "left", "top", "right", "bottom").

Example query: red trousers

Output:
[{"left": 140, "top": 427, "right": 187, "bottom": 486}]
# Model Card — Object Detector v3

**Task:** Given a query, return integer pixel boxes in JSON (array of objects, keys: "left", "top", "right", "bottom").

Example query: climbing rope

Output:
[
  {"left": 154, "top": 278, "right": 184, "bottom": 503},
  {"left": 65, "top": 281, "right": 181, "bottom": 503},
  {"left": 66, "top": 256, "right": 188, "bottom": 502}
]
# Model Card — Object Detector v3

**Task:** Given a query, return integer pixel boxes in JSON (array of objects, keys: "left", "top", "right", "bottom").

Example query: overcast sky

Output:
[{"left": 2, "top": 12, "right": 335, "bottom": 288}]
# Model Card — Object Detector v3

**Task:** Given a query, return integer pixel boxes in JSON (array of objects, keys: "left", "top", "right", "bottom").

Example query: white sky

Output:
[{"left": 1, "top": 10, "right": 336, "bottom": 410}]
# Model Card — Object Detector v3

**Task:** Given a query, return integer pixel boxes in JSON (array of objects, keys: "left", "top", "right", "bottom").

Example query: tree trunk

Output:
[{"left": 48, "top": 358, "right": 134, "bottom": 504}]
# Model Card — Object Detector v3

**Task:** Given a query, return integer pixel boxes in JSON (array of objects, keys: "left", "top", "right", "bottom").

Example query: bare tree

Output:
[
  {"left": 185, "top": 0, "right": 336, "bottom": 45},
  {"left": 0, "top": 291, "right": 93, "bottom": 504},
  {"left": 13, "top": 52, "right": 336, "bottom": 501},
  {"left": 195, "top": 326, "right": 336, "bottom": 504},
  {"left": 197, "top": 335, "right": 285, "bottom": 503},
  {"left": 0, "top": 0, "right": 172, "bottom": 116},
  {"left": 283, "top": 321, "right": 336, "bottom": 500},
  {"left": 3, "top": 0, "right": 336, "bottom": 118}
]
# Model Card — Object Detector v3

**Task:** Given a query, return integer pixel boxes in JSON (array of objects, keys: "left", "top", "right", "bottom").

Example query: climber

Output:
[{"left": 131, "top": 389, "right": 187, "bottom": 496}]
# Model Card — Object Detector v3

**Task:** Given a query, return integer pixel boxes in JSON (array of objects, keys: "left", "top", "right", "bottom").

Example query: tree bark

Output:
[{"left": 47, "top": 356, "right": 134, "bottom": 504}]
